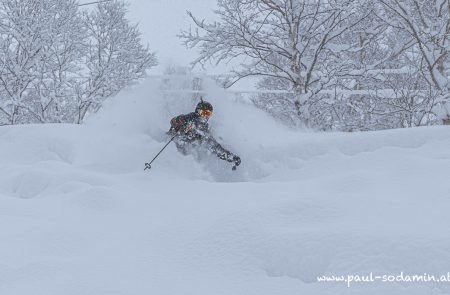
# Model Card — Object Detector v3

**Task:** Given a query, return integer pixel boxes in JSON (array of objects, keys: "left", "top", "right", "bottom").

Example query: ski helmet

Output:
[{"left": 195, "top": 98, "right": 213, "bottom": 114}]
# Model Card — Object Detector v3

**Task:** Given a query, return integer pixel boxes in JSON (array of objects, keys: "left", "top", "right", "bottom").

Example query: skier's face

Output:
[{"left": 199, "top": 109, "right": 212, "bottom": 121}]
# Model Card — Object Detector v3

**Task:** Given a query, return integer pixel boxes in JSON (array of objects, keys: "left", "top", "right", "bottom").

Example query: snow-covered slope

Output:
[{"left": 1, "top": 78, "right": 450, "bottom": 295}]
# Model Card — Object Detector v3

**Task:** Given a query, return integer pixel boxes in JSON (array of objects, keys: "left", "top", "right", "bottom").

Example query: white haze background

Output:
[{"left": 127, "top": 0, "right": 218, "bottom": 73}]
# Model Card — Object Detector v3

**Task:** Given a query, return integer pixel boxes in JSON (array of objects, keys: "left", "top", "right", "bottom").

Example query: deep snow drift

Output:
[{"left": 1, "top": 78, "right": 450, "bottom": 295}]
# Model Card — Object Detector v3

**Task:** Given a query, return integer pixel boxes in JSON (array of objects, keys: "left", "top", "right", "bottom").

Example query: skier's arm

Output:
[{"left": 204, "top": 135, "right": 241, "bottom": 167}]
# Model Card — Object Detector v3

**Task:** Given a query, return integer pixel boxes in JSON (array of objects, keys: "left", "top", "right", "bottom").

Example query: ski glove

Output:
[{"left": 233, "top": 155, "right": 241, "bottom": 167}]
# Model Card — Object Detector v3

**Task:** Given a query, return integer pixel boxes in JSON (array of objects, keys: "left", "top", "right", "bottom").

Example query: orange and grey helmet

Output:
[{"left": 195, "top": 98, "right": 213, "bottom": 117}]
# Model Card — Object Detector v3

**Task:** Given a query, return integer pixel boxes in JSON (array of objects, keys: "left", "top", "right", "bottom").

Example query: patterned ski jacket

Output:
[{"left": 168, "top": 112, "right": 209, "bottom": 140}]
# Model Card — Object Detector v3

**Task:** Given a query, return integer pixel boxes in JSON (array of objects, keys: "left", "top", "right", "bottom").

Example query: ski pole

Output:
[{"left": 144, "top": 134, "right": 177, "bottom": 170}]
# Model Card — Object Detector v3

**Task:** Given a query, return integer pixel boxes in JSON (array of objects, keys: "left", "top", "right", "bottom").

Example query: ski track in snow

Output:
[{"left": 1, "top": 78, "right": 450, "bottom": 294}]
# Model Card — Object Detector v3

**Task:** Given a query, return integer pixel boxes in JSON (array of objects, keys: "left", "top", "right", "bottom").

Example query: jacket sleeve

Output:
[
  {"left": 203, "top": 135, "right": 237, "bottom": 162},
  {"left": 170, "top": 115, "right": 189, "bottom": 131}
]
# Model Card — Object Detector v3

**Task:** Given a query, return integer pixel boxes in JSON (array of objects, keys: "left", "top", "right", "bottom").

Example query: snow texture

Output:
[{"left": 1, "top": 78, "right": 450, "bottom": 294}]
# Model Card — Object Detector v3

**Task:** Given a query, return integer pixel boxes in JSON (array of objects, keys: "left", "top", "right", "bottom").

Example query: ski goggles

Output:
[{"left": 199, "top": 109, "right": 212, "bottom": 117}]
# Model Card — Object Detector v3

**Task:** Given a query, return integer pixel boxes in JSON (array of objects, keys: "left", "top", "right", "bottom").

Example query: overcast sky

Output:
[{"left": 125, "top": 0, "right": 219, "bottom": 74}]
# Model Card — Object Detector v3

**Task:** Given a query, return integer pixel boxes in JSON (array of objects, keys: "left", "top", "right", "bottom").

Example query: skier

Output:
[{"left": 167, "top": 99, "right": 241, "bottom": 170}]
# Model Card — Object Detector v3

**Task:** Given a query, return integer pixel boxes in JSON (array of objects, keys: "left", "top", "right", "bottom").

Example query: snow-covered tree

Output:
[
  {"left": 374, "top": 0, "right": 450, "bottom": 123},
  {"left": 0, "top": 0, "right": 156, "bottom": 125},
  {"left": 0, "top": 0, "right": 49, "bottom": 124},
  {"left": 180, "top": 0, "right": 379, "bottom": 125},
  {"left": 377, "top": 0, "right": 450, "bottom": 90},
  {"left": 77, "top": 0, "right": 157, "bottom": 123},
  {"left": 33, "top": 0, "right": 86, "bottom": 123},
  {"left": 181, "top": 0, "right": 450, "bottom": 130}
]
